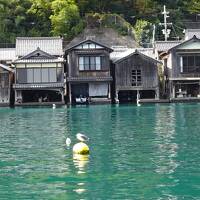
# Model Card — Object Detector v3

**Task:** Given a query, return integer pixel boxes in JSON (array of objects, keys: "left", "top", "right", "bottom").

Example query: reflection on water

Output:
[
  {"left": 154, "top": 105, "right": 179, "bottom": 199},
  {"left": 0, "top": 105, "right": 200, "bottom": 199},
  {"left": 73, "top": 153, "right": 89, "bottom": 195},
  {"left": 73, "top": 154, "right": 89, "bottom": 174},
  {"left": 154, "top": 104, "right": 178, "bottom": 174}
]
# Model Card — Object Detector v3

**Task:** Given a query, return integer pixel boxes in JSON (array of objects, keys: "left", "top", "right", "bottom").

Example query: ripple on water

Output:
[{"left": 0, "top": 104, "right": 200, "bottom": 199}]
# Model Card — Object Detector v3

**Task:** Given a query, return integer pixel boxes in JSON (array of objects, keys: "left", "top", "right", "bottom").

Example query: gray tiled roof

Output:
[
  {"left": 0, "top": 64, "right": 14, "bottom": 72},
  {"left": 185, "top": 29, "right": 200, "bottom": 40},
  {"left": 155, "top": 41, "right": 182, "bottom": 52},
  {"left": 110, "top": 47, "right": 158, "bottom": 63},
  {"left": 0, "top": 48, "right": 16, "bottom": 61},
  {"left": 16, "top": 37, "right": 63, "bottom": 57}
]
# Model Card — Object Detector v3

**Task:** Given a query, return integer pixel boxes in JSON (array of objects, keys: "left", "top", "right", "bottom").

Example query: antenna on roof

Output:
[{"left": 159, "top": 5, "right": 172, "bottom": 41}]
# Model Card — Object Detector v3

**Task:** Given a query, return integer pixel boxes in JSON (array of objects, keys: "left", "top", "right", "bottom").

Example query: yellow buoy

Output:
[{"left": 73, "top": 142, "right": 89, "bottom": 155}]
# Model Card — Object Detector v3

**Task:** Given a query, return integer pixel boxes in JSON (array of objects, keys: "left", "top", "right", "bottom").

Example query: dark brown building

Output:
[{"left": 65, "top": 39, "right": 113, "bottom": 104}]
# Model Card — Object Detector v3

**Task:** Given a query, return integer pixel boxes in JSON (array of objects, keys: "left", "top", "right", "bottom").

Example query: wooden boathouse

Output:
[
  {"left": 168, "top": 35, "right": 200, "bottom": 102},
  {"left": 13, "top": 37, "right": 65, "bottom": 106},
  {"left": 111, "top": 48, "right": 162, "bottom": 103},
  {"left": 65, "top": 39, "right": 113, "bottom": 104}
]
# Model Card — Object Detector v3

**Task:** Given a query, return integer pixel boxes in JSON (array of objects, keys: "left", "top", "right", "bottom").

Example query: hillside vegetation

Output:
[{"left": 0, "top": 0, "right": 199, "bottom": 44}]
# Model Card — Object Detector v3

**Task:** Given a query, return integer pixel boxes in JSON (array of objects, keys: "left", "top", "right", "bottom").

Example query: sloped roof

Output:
[
  {"left": 155, "top": 40, "right": 182, "bottom": 52},
  {"left": 16, "top": 37, "right": 63, "bottom": 57},
  {"left": 168, "top": 35, "right": 200, "bottom": 52},
  {"left": 0, "top": 64, "right": 14, "bottom": 72},
  {"left": 0, "top": 48, "right": 16, "bottom": 61},
  {"left": 20, "top": 47, "right": 56, "bottom": 59},
  {"left": 14, "top": 47, "right": 64, "bottom": 64},
  {"left": 65, "top": 39, "right": 113, "bottom": 52},
  {"left": 185, "top": 29, "right": 200, "bottom": 40},
  {"left": 13, "top": 48, "right": 64, "bottom": 63},
  {"left": 110, "top": 47, "right": 161, "bottom": 64}
]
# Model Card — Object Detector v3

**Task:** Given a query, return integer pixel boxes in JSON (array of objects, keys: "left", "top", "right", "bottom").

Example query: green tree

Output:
[
  {"left": 50, "top": 0, "right": 84, "bottom": 39},
  {"left": 27, "top": 0, "right": 52, "bottom": 37},
  {"left": 187, "top": 0, "right": 200, "bottom": 14},
  {"left": 134, "top": 19, "right": 153, "bottom": 46},
  {"left": 0, "top": 0, "right": 32, "bottom": 43}
]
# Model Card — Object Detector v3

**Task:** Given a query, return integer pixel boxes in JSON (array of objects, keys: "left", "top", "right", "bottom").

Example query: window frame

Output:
[
  {"left": 181, "top": 55, "right": 200, "bottom": 73},
  {"left": 16, "top": 67, "right": 63, "bottom": 84},
  {"left": 78, "top": 55, "right": 103, "bottom": 71},
  {"left": 131, "top": 69, "right": 142, "bottom": 86}
]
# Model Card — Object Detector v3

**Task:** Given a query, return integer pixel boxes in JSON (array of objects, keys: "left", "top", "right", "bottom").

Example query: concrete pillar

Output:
[
  {"left": 69, "top": 83, "right": 72, "bottom": 104},
  {"left": 61, "top": 89, "right": 65, "bottom": 103},
  {"left": 155, "top": 88, "right": 160, "bottom": 99},
  {"left": 15, "top": 90, "right": 22, "bottom": 104},
  {"left": 115, "top": 90, "right": 119, "bottom": 104},
  {"left": 137, "top": 90, "right": 140, "bottom": 104},
  {"left": 172, "top": 82, "right": 175, "bottom": 98},
  {"left": 108, "top": 83, "right": 111, "bottom": 99}
]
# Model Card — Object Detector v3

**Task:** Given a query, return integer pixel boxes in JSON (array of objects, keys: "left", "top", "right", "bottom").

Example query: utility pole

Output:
[{"left": 159, "top": 5, "right": 172, "bottom": 41}]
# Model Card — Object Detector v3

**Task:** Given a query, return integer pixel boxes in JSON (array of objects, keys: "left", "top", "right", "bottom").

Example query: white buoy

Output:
[
  {"left": 73, "top": 142, "right": 89, "bottom": 155},
  {"left": 52, "top": 104, "right": 56, "bottom": 109},
  {"left": 66, "top": 137, "right": 71, "bottom": 147},
  {"left": 71, "top": 133, "right": 90, "bottom": 155},
  {"left": 76, "top": 133, "right": 89, "bottom": 142}
]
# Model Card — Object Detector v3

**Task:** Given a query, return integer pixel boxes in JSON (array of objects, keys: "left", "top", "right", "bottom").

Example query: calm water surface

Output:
[{"left": 0, "top": 104, "right": 200, "bottom": 199}]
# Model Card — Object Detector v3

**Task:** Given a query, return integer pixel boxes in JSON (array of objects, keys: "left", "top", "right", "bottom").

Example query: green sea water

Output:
[{"left": 0, "top": 104, "right": 200, "bottom": 199}]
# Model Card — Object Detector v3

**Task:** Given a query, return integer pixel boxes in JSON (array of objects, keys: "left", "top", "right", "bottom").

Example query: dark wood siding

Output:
[
  {"left": 68, "top": 49, "right": 111, "bottom": 78},
  {"left": 0, "top": 70, "right": 10, "bottom": 103},
  {"left": 115, "top": 54, "right": 158, "bottom": 90},
  {"left": 171, "top": 50, "right": 200, "bottom": 78}
]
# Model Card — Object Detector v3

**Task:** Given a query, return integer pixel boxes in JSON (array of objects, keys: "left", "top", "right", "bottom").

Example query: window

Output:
[
  {"left": 132, "top": 69, "right": 142, "bottom": 86},
  {"left": 41, "top": 68, "right": 49, "bottom": 83},
  {"left": 17, "top": 67, "right": 62, "bottom": 83},
  {"left": 75, "top": 43, "right": 103, "bottom": 49},
  {"left": 34, "top": 68, "right": 41, "bottom": 83},
  {"left": 79, "top": 56, "right": 102, "bottom": 71},
  {"left": 79, "top": 57, "right": 84, "bottom": 71},
  {"left": 181, "top": 55, "right": 200, "bottom": 73},
  {"left": 17, "top": 68, "right": 27, "bottom": 83},
  {"left": 27, "top": 69, "right": 34, "bottom": 83},
  {"left": 49, "top": 68, "right": 57, "bottom": 82}
]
